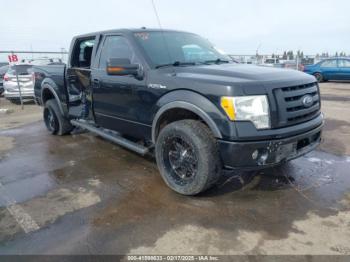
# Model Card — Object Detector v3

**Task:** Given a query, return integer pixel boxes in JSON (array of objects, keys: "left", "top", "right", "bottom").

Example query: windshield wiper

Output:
[
  {"left": 202, "top": 58, "right": 230, "bottom": 65},
  {"left": 155, "top": 61, "right": 196, "bottom": 69}
]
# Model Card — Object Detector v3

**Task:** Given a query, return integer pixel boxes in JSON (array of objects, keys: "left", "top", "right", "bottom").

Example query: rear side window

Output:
[
  {"left": 320, "top": 60, "right": 337, "bottom": 67},
  {"left": 71, "top": 38, "right": 95, "bottom": 68},
  {"left": 98, "top": 36, "right": 135, "bottom": 68},
  {"left": 338, "top": 60, "right": 350, "bottom": 68},
  {"left": 8, "top": 65, "right": 33, "bottom": 75}
]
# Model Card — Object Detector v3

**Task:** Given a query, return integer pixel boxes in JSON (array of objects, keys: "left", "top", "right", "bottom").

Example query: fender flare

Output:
[
  {"left": 41, "top": 82, "right": 65, "bottom": 115},
  {"left": 152, "top": 99, "right": 223, "bottom": 143}
]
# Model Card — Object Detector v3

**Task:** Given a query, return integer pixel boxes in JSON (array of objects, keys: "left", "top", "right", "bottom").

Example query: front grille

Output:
[{"left": 273, "top": 82, "right": 321, "bottom": 127}]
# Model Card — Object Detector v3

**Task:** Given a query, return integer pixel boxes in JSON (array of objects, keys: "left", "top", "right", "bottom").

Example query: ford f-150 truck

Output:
[{"left": 33, "top": 28, "right": 323, "bottom": 195}]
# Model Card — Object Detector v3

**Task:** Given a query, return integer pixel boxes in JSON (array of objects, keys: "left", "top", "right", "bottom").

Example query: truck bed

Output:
[{"left": 33, "top": 64, "right": 66, "bottom": 105}]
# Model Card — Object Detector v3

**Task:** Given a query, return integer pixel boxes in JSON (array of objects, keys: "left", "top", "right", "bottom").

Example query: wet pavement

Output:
[
  {"left": 0, "top": 121, "right": 349, "bottom": 255},
  {"left": 0, "top": 83, "right": 350, "bottom": 255}
]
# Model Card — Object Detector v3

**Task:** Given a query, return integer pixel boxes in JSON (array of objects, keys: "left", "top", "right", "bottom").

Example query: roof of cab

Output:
[{"left": 74, "top": 28, "right": 189, "bottom": 39}]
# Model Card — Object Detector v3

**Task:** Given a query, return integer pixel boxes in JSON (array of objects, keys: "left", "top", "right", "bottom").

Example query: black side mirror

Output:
[{"left": 106, "top": 58, "right": 143, "bottom": 79}]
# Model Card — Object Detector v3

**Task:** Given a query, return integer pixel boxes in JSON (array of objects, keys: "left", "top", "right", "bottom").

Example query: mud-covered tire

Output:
[
  {"left": 43, "top": 99, "right": 73, "bottom": 135},
  {"left": 155, "top": 120, "right": 222, "bottom": 195}
]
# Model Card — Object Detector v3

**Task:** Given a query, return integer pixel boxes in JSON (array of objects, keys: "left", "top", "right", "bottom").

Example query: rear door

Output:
[
  {"left": 338, "top": 59, "right": 350, "bottom": 80},
  {"left": 319, "top": 59, "right": 339, "bottom": 80},
  {"left": 66, "top": 36, "right": 96, "bottom": 108}
]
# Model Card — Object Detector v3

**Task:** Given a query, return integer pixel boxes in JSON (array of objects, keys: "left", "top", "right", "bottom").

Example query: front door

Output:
[{"left": 92, "top": 35, "right": 149, "bottom": 137}]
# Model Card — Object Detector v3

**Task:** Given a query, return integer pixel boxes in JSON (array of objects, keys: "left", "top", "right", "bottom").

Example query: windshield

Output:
[
  {"left": 133, "top": 31, "right": 230, "bottom": 67},
  {"left": 8, "top": 65, "right": 33, "bottom": 75}
]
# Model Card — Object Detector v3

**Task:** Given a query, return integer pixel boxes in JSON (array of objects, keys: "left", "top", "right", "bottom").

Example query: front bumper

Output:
[{"left": 219, "top": 123, "right": 323, "bottom": 169}]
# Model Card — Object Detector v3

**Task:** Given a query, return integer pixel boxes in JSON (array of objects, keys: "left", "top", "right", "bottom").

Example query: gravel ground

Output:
[
  {"left": 319, "top": 82, "right": 350, "bottom": 155},
  {"left": 0, "top": 98, "right": 41, "bottom": 130}
]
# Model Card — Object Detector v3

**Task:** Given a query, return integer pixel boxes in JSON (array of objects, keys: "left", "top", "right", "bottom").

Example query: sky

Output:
[{"left": 0, "top": 0, "right": 349, "bottom": 56}]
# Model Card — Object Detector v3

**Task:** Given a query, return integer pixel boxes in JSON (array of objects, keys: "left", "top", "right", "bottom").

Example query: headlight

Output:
[{"left": 221, "top": 95, "right": 270, "bottom": 129}]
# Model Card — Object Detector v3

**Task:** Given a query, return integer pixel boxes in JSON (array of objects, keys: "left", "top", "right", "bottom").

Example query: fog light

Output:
[
  {"left": 258, "top": 152, "right": 269, "bottom": 165},
  {"left": 252, "top": 150, "right": 259, "bottom": 160}
]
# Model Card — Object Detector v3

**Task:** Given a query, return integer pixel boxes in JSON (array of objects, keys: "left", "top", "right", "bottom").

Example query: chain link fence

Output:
[
  {"left": 0, "top": 50, "right": 68, "bottom": 65},
  {"left": 228, "top": 54, "right": 343, "bottom": 71},
  {"left": 0, "top": 50, "right": 345, "bottom": 70}
]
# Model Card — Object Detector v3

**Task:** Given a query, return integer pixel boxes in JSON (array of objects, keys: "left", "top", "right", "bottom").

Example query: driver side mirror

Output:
[{"left": 106, "top": 58, "right": 143, "bottom": 79}]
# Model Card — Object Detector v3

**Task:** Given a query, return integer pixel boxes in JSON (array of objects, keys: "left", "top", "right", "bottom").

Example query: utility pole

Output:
[
  {"left": 61, "top": 48, "right": 65, "bottom": 60},
  {"left": 12, "top": 51, "right": 24, "bottom": 110},
  {"left": 30, "top": 44, "right": 34, "bottom": 59},
  {"left": 256, "top": 43, "right": 262, "bottom": 64}
]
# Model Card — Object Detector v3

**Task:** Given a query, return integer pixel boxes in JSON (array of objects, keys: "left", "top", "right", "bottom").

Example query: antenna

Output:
[
  {"left": 150, "top": 0, "right": 173, "bottom": 69},
  {"left": 151, "top": 0, "right": 163, "bottom": 30}
]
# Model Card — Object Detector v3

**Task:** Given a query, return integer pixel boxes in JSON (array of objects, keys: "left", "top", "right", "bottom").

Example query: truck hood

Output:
[{"left": 174, "top": 63, "right": 316, "bottom": 87}]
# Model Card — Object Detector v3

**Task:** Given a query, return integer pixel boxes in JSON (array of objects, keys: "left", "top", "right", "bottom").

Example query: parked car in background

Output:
[
  {"left": 301, "top": 57, "right": 315, "bottom": 66},
  {"left": 283, "top": 60, "right": 298, "bottom": 70},
  {"left": 3, "top": 64, "right": 34, "bottom": 102},
  {"left": 27, "top": 58, "right": 65, "bottom": 65},
  {"left": 0, "top": 65, "right": 9, "bottom": 95},
  {"left": 262, "top": 58, "right": 280, "bottom": 67},
  {"left": 278, "top": 61, "right": 304, "bottom": 71},
  {"left": 303, "top": 57, "right": 350, "bottom": 82}
]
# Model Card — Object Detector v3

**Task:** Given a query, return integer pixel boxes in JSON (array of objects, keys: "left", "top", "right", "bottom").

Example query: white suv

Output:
[{"left": 3, "top": 64, "right": 34, "bottom": 102}]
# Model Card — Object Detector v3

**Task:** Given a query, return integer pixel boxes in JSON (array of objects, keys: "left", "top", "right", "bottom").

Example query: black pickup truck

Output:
[{"left": 33, "top": 29, "right": 323, "bottom": 195}]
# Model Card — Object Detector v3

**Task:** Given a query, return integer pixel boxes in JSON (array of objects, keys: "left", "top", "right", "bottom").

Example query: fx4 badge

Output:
[{"left": 148, "top": 83, "right": 167, "bottom": 89}]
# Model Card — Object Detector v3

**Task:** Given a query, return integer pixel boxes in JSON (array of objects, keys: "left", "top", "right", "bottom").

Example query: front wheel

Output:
[
  {"left": 43, "top": 99, "right": 73, "bottom": 135},
  {"left": 155, "top": 120, "right": 221, "bottom": 195}
]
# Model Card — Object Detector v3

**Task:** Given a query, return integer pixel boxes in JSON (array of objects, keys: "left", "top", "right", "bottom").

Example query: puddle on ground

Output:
[
  {"left": 91, "top": 149, "right": 350, "bottom": 248},
  {"left": 1, "top": 122, "right": 350, "bottom": 254}
]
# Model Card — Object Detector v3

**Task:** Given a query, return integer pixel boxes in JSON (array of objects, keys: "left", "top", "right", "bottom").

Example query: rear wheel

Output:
[
  {"left": 43, "top": 99, "right": 73, "bottom": 135},
  {"left": 155, "top": 120, "right": 221, "bottom": 195},
  {"left": 313, "top": 72, "right": 324, "bottom": 83}
]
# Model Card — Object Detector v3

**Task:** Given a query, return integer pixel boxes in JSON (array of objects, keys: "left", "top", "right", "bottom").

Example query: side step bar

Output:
[{"left": 71, "top": 119, "right": 149, "bottom": 155}]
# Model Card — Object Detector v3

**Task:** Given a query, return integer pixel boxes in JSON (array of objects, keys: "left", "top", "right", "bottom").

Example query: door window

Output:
[
  {"left": 338, "top": 60, "right": 350, "bottom": 68},
  {"left": 98, "top": 36, "right": 136, "bottom": 68},
  {"left": 71, "top": 38, "right": 95, "bottom": 68},
  {"left": 320, "top": 60, "right": 337, "bottom": 68}
]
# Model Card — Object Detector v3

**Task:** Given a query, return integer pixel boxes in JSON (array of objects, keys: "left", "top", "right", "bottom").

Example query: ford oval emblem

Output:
[{"left": 302, "top": 95, "right": 313, "bottom": 108}]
